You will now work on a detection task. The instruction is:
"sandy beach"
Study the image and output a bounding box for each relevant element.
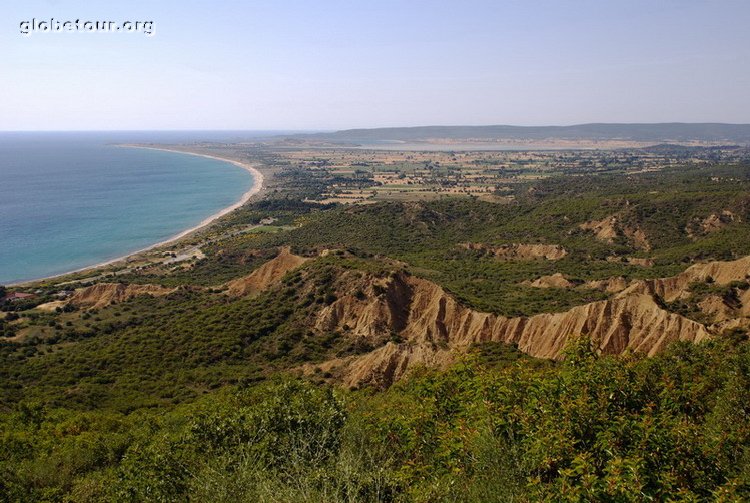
[11,147,264,286]
[118,145,264,244]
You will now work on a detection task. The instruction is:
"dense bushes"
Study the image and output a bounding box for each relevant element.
[2,336,750,502]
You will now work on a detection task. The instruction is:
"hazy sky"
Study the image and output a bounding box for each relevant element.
[2,0,749,130]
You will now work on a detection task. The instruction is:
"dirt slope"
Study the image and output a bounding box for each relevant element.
[523,273,575,288]
[687,210,739,238]
[620,256,750,302]
[69,283,174,309]
[460,242,567,260]
[226,247,310,297]
[580,215,651,251]
[585,276,628,293]
[310,264,719,388]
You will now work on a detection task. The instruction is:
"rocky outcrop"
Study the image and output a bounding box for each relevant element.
[687,210,739,238]
[301,254,750,388]
[344,342,454,389]
[692,288,750,324]
[312,269,712,388]
[698,295,736,323]
[498,293,709,359]
[740,289,750,317]
[226,247,309,297]
[624,228,651,252]
[460,242,567,261]
[69,283,174,309]
[702,211,739,232]
[607,256,655,267]
[621,256,750,302]
[585,276,629,293]
[523,273,575,289]
[315,274,411,340]
[35,301,67,312]
[580,216,619,243]
[580,215,651,251]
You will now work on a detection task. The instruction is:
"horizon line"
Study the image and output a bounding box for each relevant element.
[2,121,750,134]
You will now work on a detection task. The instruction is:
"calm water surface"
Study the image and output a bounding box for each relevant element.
[0,132,257,284]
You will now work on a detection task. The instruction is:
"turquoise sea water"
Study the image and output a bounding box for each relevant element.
[0,132,255,284]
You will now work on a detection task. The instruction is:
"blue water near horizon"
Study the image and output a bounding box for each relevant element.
[0,132,258,284]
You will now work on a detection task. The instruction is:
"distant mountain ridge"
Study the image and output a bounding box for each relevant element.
[292,123,750,144]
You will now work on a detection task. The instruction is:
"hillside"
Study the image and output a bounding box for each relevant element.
[289,123,750,145]
[3,148,750,501]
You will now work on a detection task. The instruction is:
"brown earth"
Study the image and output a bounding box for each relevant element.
[620,256,750,302]
[35,301,67,312]
[686,210,740,238]
[460,242,567,261]
[606,256,655,267]
[69,283,175,309]
[306,255,750,388]
[580,216,619,243]
[226,246,310,297]
[580,215,651,251]
[698,295,737,323]
[585,276,629,293]
[523,273,575,289]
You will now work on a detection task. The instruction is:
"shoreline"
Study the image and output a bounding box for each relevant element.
[9,147,263,287]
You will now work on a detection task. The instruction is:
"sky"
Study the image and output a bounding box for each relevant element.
[1,0,749,130]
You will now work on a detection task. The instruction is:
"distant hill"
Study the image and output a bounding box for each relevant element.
[292,123,750,144]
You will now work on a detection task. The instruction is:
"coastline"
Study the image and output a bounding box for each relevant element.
[9,147,264,287]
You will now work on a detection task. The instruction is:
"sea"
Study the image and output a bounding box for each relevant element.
[0,131,275,285]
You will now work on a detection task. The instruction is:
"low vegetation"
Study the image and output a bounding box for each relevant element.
[2,336,750,502]
[4,150,750,501]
